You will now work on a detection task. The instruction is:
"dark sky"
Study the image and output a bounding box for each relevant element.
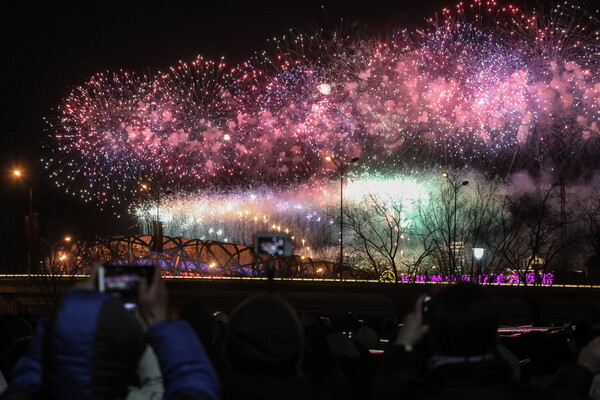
[2,0,451,162]
[0,0,521,269]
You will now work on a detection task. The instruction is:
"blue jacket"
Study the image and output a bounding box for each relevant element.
[2,291,220,400]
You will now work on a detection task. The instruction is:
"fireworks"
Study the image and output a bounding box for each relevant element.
[44,70,158,205]
[45,0,600,211]
[349,0,600,171]
[133,173,431,256]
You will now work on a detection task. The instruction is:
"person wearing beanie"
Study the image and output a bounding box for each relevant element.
[371,282,600,400]
[220,293,313,400]
[1,266,220,400]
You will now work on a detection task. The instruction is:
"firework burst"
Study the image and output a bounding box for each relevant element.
[46,0,600,209]
[45,70,159,205]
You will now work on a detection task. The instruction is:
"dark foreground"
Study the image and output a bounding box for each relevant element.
[0,275,598,325]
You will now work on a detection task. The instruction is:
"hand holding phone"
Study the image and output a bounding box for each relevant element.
[393,294,431,349]
[422,296,432,325]
[97,264,155,309]
[137,264,168,326]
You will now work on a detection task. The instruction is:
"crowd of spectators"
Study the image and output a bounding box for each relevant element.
[0,268,599,399]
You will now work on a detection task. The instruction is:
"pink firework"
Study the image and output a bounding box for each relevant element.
[45,0,600,205]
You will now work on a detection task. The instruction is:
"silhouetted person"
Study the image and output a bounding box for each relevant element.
[372,282,600,400]
[1,266,220,400]
[220,293,313,400]
[299,312,352,400]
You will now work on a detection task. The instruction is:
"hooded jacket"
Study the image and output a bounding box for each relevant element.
[1,290,220,400]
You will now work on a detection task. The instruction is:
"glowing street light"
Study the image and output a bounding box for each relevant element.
[473,247,486,277]
[473,247,485,261]
[140,183,172,222]
[327,155,360,276]
[13,169,32,215]
[140,183,173,253]
[12,168,35,275]
[442,171,469,275]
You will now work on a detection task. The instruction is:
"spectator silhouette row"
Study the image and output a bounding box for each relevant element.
[0,268,599,399]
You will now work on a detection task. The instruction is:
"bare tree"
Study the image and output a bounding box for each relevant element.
[460,179,508,278]
[571,189,600,282]
[345,194,414,282]
[35,234,96,309]
[489,185,575,322]
[343,193,435,314]
[414,178,471,277]
[413,176,507,280]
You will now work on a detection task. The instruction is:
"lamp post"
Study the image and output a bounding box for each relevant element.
[140,184,172,254]
[141,183,160,221]
[326,156,359,276]
[13,170,32,215]
[473,246,486,278]
[442,172,468,275]
[13,169,35,276]
[141,183,172,222]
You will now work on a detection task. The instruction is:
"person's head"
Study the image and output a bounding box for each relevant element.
[43,290,146,399]
[225,293,303,377]
[428,282,499,357]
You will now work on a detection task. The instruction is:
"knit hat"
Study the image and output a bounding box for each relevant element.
[225,294,303,376]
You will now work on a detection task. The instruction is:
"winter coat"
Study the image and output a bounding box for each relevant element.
[0,290,220,400]
[371,344,593,400]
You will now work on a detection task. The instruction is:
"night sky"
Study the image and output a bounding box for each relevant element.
[0,0,530,270]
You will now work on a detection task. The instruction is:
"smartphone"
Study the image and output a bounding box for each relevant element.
[97,264,155,309]
[254,232,294,256]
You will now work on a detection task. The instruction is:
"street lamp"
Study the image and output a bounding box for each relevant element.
[140,183,173,253]
[473,246,486,277]
[13,169,35,276]
[140,183,172,222]
[442,171,469,275]
[326,155,359,276]
[13,170,32,215]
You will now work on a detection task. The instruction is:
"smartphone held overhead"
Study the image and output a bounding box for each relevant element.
[97,264,155,308]
[254,232,294,257]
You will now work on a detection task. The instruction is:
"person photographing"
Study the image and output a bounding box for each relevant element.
[372,282,600,400]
